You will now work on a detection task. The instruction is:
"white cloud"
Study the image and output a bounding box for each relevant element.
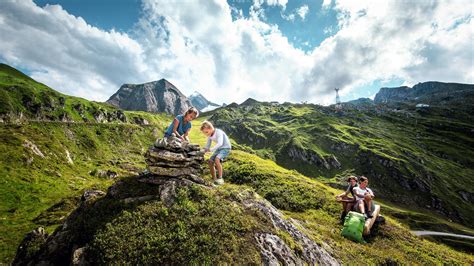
[136,0,311,104]
[298,0,474,105]
[281,5,309,21]
[296,5,309,20]
[322,0,332,10]
[253,0,288,9]
[0,0,472,106]
[0,0,145,101]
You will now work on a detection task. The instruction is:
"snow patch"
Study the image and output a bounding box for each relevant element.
[201,105,219,112]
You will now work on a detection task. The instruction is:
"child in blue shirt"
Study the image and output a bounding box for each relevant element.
[164,107,199,141]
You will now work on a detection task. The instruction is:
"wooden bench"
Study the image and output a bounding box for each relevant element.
[363,204,381,236]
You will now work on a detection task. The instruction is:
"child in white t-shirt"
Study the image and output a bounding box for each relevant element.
[200,121,232,186]
[352,176,375,219]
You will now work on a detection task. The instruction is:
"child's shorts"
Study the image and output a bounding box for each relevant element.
[210,148,231,162]
[353,199,375,213]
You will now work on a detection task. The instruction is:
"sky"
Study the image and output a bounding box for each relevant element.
[0,0,472,105]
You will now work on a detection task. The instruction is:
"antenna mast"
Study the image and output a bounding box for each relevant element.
[335,88,342,113]
[335,88,341,104]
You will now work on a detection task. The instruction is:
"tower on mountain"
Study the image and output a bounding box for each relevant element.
[335,88,342,113]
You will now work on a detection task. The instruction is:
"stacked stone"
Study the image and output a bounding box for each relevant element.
[145,134,204,179]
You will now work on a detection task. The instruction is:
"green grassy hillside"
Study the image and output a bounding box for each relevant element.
[11,121,474,264]
[0,63,162,124]
[207,100,474,228]
[1,64,472,263]
[0,121,174,263]
[0,64,176,262]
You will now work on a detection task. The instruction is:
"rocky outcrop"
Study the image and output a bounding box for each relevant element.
[287,145,341,170]
[237,191,339,265]
[13,227,48,265]
[89,169,118,179]
[374,82,474,105]
[92,109,127,123]
[107,79,193,115]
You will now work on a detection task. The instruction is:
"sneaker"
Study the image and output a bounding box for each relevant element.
[367,211,373,218]
[213,178,224,185]
[364,213,369,220]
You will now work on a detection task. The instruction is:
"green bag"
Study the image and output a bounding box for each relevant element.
[341,211,366,243]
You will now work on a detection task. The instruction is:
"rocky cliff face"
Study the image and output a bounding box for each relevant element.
[374,81,474,105]
[188,91,220,112]
[13,136,338,265]
[107,79,193,115]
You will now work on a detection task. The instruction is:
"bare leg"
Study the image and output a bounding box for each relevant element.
[365,199,372,212]
[341,196,354,213]
[358,201,365,214]
[342,202,347,213]
[346,203,354,213]
[214,158,223,178]
[208,160,216,179]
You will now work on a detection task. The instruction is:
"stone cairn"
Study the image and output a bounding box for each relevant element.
[143,134,206,183]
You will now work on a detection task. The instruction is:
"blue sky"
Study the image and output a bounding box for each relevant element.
[32,0,337,51]
[34,0,142,32]
[1,0,472,104]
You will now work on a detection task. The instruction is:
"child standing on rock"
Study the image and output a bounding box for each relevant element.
[200,121,231,185]
[164,107,199,141]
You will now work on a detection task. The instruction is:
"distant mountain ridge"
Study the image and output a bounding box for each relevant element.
[107,79,192,115]
[188,91,220,112]
[374,81,474,105]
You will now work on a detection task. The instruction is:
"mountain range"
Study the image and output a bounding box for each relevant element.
[0,63,473,264]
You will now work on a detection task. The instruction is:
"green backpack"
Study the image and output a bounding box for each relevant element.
[341,211,366,243]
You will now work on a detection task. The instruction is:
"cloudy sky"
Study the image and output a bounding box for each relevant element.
[0,0,472,105]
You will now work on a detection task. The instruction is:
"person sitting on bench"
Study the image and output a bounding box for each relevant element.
[336,175,358,223]
[352,176,375,219]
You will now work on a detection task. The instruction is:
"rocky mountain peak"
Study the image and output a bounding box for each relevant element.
[188,91,220,112]
[106,79,193,115]
[241,98,260,106]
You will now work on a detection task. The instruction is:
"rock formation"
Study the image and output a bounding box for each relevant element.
[143,134,206,186]
[106,79,193,115]
[374,81,474,105]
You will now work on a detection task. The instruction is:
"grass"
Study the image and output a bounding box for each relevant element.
[187,121,474,263]
[205,101,474,228]
[1,64,473,263]
[88,185,268,264]
[1,116,473,264]
[0,119,170,263]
